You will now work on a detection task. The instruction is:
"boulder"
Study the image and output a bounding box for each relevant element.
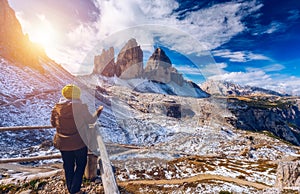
[275,161,300,188]
[149,100,181,118]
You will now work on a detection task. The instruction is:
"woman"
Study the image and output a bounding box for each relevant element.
[51,84,103,194]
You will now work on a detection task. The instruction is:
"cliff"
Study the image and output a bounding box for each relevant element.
[227,96,300,145]
[116,38,143,79]
[0,0,47,70]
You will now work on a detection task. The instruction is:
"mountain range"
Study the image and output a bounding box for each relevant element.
[1,0,300,193]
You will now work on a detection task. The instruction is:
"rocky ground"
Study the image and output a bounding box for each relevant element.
[1,132,300,194]
[1,77,300,193]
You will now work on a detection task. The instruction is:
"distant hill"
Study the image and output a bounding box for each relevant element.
[200,80,285,97]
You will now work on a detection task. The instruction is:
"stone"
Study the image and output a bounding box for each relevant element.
[19,190,33,194]
[145,48,172,70]
[275,161,300,188]
[149,100,181,118]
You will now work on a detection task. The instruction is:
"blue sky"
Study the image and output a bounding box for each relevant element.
[8,0,300,95]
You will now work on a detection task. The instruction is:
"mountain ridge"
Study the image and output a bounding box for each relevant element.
[201,79,286,97]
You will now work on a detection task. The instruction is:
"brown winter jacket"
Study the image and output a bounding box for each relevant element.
[51,99,98,151]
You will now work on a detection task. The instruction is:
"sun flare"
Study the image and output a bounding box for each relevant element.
[30,24,56,49]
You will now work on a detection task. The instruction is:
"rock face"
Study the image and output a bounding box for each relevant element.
[0,0,47,70]
[144,48,184,86]
[145,48,172,69]
[93,39,143,78]
[93,47,115,77]
[149,100,181,118]
[275,161,300,188]
[116,38,143,79]
[228,97,300,145]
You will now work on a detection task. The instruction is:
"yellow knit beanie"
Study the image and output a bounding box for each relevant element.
[61,84,81,99]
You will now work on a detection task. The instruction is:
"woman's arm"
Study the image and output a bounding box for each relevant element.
[80,104,104,124]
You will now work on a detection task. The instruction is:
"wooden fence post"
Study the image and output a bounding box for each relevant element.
[84,152,98,180]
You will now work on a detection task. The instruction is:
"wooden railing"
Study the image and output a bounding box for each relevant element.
[0,125,60,164]
[0,125,120,193]
[0,125,53,132]
[0,125,97,179]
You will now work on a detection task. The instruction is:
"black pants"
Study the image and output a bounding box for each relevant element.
[61,146,88,194]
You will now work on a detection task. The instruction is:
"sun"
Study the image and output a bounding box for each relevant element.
[31,28,53,48]
[30,23,56,49]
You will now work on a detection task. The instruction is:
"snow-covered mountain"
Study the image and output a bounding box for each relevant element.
[0,57,77,157]
[0,57,75,126]
[0,0,80,158]
[201,80,285,96]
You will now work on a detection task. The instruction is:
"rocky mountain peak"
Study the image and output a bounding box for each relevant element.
[119,38,138,52]
[92,40,209,98]
[145,47,172,71]
[144,47,183,85]
[93,38,143,78]
[0,0,24,43]
[116,38,143,79]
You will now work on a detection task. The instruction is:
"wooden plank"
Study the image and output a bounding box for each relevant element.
[95,125,120,194]
[0,154,61,164]
[0,169,63,185]
[0,125,53,132]
[0,153,97,164]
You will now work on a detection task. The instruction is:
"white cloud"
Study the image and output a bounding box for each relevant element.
[278,77,300,96]
[15,0,265,74]
[264,21,284,34]
[288,10,300,21]
[246,64,285,72]
[60,0,263,73]
[200,63,228,78]
[175,66,202,75]
[209,70,272,86]
[213,49,270,62]
[251,21,286,36]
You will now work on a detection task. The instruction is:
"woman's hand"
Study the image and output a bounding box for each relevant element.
[97,106,104,117]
